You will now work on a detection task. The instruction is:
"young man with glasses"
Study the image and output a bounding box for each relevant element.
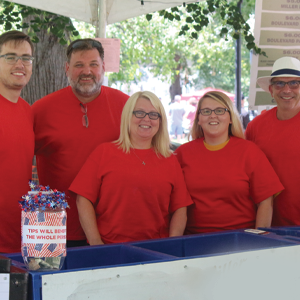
[32,39,129,247]
[246,56,300,226]
[0,31,34,253]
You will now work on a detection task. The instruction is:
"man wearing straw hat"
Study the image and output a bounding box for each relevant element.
[246,56,300,226]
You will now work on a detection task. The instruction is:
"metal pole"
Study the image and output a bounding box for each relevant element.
[235,0,242,114]
[96,0,107,38]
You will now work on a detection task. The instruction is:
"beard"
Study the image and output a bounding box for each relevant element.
[68,74,103,98]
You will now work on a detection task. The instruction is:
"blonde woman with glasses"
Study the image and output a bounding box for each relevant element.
[70,91,192,245]
[175,91,283,234]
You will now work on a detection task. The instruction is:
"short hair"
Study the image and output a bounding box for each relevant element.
[67,39,104,62]
[0,30,34,55]
[190,91,244,140]
[115,91,172,158]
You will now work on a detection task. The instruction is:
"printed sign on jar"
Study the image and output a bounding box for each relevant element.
[21,208,67,258]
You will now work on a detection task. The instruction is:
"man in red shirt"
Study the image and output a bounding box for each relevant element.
[0,31,35,253]
[246,56,300,226]
[32,39,129,247]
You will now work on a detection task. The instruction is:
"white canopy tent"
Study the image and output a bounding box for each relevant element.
[11,0,201,37]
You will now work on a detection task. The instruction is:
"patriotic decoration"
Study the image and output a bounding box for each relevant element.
[21,210,67,257]
[20,182,68,259]
[19,181,69,212]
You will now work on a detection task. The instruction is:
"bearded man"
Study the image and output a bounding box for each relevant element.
[32,39,129,247]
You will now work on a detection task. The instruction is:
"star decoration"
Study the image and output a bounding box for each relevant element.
[19,181,69,212]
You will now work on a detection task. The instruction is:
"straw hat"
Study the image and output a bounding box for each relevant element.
[257,56,300,92]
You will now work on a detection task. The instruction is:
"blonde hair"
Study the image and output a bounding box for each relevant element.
[190,91,244,140]
[115,91,172,157]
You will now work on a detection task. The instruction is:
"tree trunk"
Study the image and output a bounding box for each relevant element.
[169,73,182,101]
[21,16,70,105]
[169,54,182,101]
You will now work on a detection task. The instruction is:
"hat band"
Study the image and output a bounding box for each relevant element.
[271,68,300,76]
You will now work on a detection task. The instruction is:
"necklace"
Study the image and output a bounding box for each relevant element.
[131,149,146,165]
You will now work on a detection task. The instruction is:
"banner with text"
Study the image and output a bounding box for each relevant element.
[249,0,300,109]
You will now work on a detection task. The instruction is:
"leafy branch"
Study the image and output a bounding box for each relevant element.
[0,1,79,45]
[146,0,266,56]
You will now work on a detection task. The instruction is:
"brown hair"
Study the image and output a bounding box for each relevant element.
[67,39,104,62]
[0,30,34,55]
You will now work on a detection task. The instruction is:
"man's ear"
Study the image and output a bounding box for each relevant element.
[65,62,69,75]
[269,84,273,97]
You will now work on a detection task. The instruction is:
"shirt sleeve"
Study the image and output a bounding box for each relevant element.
[248,144,284,203]
[169,156,193,213]
[69,145,104,204]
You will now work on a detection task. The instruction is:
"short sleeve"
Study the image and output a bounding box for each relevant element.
[69,145,104,204]
[169,156,193,213]
[248,145,284,203]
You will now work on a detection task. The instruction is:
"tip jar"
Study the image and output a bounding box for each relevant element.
[20,184,69,272]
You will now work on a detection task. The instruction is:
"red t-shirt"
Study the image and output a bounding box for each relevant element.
[175,137,284,233]
[32,86,129,240]
[246,107,300,226]
[0,95,34,253]
[69,143,193,244]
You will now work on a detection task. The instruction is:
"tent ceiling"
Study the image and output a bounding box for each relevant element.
[11,0,201,25]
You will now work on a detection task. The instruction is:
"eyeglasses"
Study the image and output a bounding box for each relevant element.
[199,108,230,116]
[133,111,161,120]
[71,40,102,50]
[271,80,300,90]
[80,103,89,128]
[0,54,34,65]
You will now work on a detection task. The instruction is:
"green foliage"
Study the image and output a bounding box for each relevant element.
[0,0,254,96]
[190,25,251,96]
[0,1,79,44]
[106,15,195,87]
[106,13,251,96]
[149,0,266,57]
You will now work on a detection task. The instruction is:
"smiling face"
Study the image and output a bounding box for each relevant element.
[130,97,160,149]
[0,40,32,93]
[269,77,300,119]
[66,48,105,102]
[198,97,232,145]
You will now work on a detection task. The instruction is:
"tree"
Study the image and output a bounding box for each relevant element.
[0,1,79,104]
[106,15,196,99]
[147,0,263,55]
[106,10,252,99]
[0,0,256,102]
[21,14,70,105]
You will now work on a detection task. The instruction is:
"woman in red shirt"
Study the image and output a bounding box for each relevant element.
[176,91,283,234]
[70,91,192,244]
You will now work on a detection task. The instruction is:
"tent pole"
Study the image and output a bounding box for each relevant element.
[96,0,107,38]
[235,0,242,114]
